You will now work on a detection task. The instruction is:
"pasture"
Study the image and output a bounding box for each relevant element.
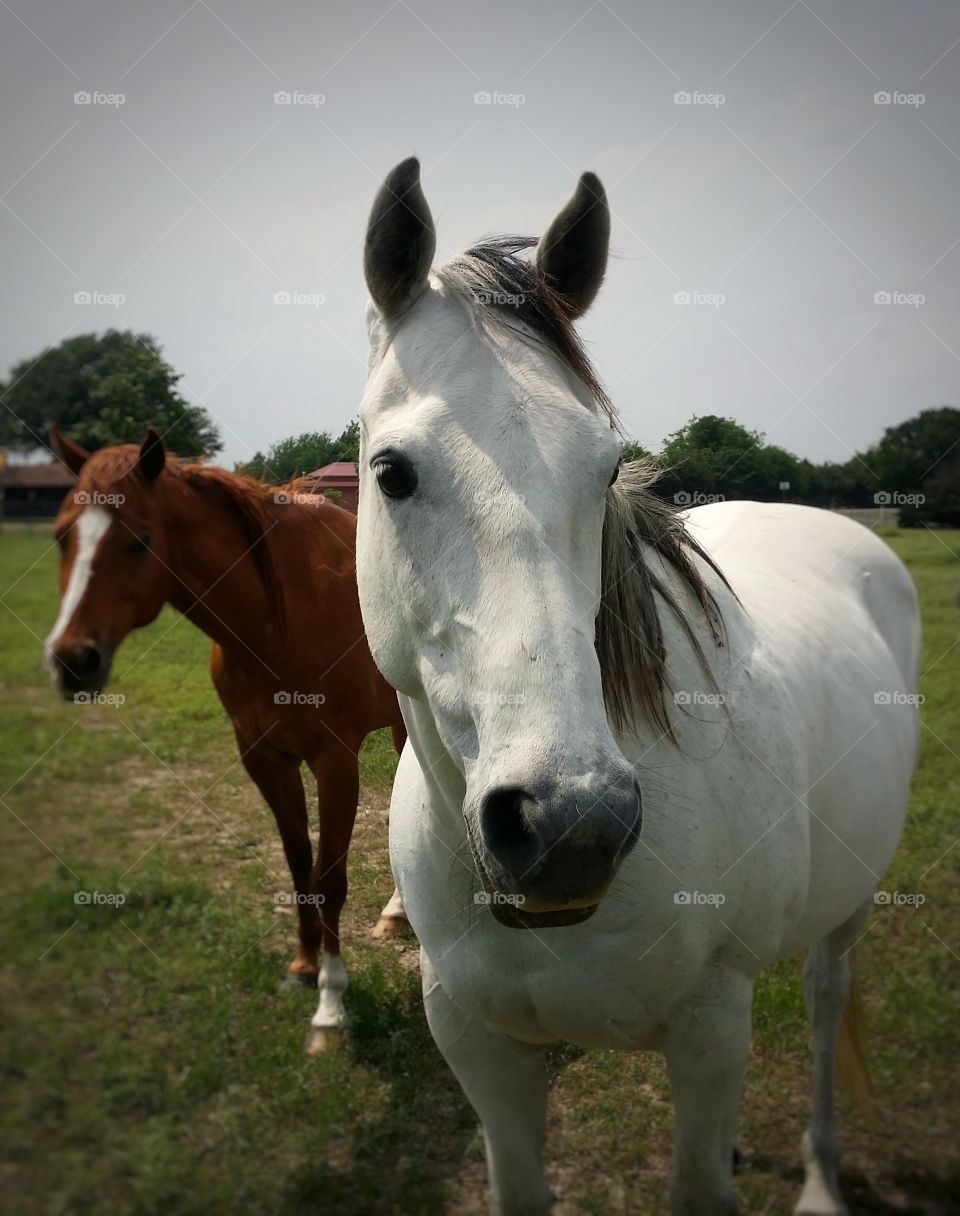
[1,521,957,1215]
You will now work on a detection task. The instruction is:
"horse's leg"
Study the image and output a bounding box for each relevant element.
[795,903,870,1216]
[305,743,360,1054]
[665,967,753,1216]
[372,720,412,940]
[422,952,552,1216]
[371,885,409,940]
[239,745,321,985]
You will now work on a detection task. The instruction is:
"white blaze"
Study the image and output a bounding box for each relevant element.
[44,506,112,676]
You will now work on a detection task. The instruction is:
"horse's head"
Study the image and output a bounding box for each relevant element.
[45,428,171,697]
[357,159,641,928]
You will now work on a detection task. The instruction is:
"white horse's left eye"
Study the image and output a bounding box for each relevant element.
[372,452,417,499]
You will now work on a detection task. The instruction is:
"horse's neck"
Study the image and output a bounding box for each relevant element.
[162,473,278,660]
[400,693,469,834]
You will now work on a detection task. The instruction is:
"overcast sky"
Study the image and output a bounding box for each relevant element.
[2,0,958,467]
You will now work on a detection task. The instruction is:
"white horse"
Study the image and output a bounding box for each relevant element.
[355,158,921,1216]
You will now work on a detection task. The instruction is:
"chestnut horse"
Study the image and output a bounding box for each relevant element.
[45,426,407,1051]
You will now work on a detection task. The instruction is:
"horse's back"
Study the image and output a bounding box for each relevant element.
[685,500,920,689]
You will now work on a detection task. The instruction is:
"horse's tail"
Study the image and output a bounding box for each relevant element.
[837,948,875,1119]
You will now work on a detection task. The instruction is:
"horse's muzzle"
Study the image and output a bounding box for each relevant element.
[51,643,112,697]
[469,767,642,928]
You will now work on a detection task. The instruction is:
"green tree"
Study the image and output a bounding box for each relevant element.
[0,330,221,457]
[656,415,801,503]
[241,421,360,484]
[620,440,652,464]
[863,406,960,495]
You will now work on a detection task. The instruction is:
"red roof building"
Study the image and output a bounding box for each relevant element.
[303,461,359,513]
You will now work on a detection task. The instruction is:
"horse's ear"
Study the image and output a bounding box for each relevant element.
[364,156,436,318]
[138,429,166,480]
[536,172,610,319]
[48,423,90,475]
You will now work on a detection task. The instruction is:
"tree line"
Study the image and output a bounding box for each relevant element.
[2,330,956,525]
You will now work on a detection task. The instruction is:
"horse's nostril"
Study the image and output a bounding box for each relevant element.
[479,786,540,878]
[56,645,103,690]
[73,646,101,678]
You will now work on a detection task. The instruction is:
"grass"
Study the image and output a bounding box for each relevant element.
[0,521,957,1214]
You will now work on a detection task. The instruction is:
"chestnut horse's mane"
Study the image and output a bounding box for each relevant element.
[177,463,290,634]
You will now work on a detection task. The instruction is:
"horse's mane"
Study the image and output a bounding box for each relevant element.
[176,464,290,635]
[436,236,731,737]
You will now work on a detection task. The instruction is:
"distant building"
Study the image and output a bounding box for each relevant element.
[0,463,75,518]
[303,461,359,513]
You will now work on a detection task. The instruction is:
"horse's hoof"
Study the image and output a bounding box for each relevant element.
[371,915,410,942]
[281,970,318,991]
[305,1025,343,1056]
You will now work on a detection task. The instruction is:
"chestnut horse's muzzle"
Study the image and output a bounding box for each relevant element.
[51,642,112,697]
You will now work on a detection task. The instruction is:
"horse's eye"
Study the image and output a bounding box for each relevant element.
[372,453,417,500]
[131,533,151,554]
[608,461,621,487]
